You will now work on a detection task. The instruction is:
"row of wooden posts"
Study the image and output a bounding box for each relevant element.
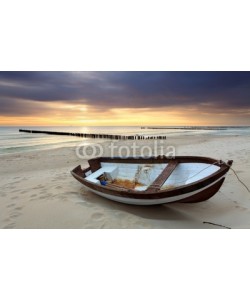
[19,129,168,140]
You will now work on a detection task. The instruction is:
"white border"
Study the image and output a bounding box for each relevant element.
[1,0,249,299]
[0,0,249,71]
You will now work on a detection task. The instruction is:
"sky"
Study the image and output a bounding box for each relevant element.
[0,71,249,126]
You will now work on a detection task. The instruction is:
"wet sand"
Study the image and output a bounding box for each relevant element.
[0,135,250,229]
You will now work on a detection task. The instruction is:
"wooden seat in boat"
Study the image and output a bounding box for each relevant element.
[146,160,178,192]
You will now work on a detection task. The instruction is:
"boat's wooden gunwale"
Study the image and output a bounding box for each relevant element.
[71,156,231,200]
[88,155,222,166]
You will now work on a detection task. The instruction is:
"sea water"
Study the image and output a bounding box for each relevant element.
[0,126,249,155]
[0,126,143,155]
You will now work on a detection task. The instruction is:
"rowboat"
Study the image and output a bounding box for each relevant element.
[71,156,233,205]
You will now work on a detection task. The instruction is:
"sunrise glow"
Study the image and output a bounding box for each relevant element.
[0,71,250,126]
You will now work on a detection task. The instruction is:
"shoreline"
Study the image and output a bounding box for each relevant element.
[0,134,250,228]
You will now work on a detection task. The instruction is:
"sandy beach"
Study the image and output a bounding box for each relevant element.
[0,134,250,229]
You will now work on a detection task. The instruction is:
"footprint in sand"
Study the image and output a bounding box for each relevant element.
[20,191,28,194]
[7,203,16,208]
[11,196,18,200]
[11,181,22,185]
[30,194,37,198]
[235,206,247,211]
[3,218,11,223]
[3,223,16,229]
[14,207,23,211]
[34,185,45,189]
[61,198,68,202]
[91,212,104,221]
[10,212,21,218]
[240,207,247,211]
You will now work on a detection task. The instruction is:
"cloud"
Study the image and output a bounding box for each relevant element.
[0,71,250,118]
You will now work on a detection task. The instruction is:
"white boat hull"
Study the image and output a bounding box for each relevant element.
[85,175,226,205]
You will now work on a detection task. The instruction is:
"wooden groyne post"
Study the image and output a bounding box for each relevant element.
[19,129,167,140]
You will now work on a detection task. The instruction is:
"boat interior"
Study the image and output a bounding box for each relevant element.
[84,162,221,192]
